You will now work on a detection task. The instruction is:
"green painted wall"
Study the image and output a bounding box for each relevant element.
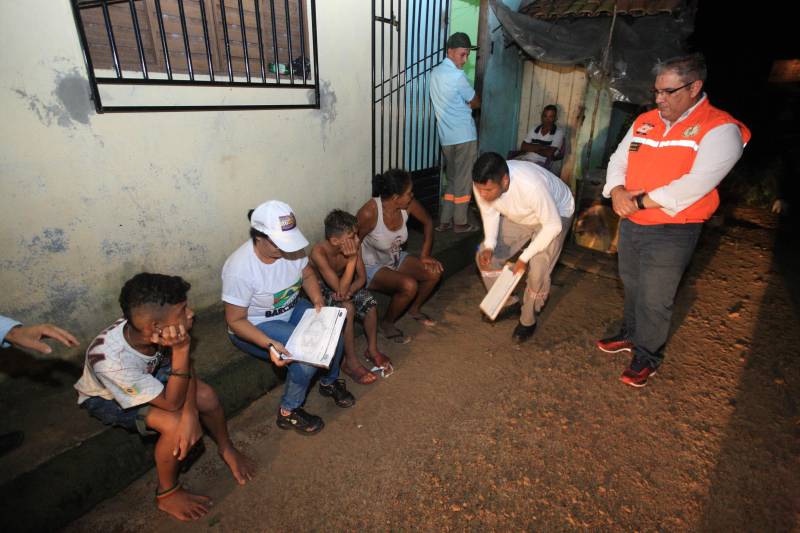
[449,0,480,83]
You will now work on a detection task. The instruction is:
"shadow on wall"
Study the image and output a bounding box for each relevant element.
[700,216,800,531]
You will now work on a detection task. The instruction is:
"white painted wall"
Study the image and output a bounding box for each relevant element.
[0,0,372,361]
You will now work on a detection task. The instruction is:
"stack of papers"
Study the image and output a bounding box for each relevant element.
[281,307,347,368]
[480,265,523,320]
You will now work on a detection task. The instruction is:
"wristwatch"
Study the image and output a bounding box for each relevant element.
[635,193,646,210]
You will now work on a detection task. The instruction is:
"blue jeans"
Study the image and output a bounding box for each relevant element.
[81,362,171,436]
[228,298,343,411]
[618,219,702,368]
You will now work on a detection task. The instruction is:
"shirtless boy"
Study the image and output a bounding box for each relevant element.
[311,210,393,384]
[74,273,255,521]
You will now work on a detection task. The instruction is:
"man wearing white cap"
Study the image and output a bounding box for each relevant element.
[430,31,481,234]
[222,201,354,435]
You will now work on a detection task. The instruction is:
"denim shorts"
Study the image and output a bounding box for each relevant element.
[81,363,171,436]
[365,251,408,286]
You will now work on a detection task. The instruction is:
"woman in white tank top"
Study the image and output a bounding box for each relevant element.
[357,169,444,344]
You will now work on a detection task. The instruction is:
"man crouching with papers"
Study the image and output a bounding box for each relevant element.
[473,152,575,343]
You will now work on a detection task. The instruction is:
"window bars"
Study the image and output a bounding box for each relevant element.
[70,0,319,112]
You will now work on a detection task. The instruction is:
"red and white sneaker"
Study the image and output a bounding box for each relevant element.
[620,365,657,388]
[596,333,634,354]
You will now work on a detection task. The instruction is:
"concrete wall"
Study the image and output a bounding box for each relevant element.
[0,0,372,361]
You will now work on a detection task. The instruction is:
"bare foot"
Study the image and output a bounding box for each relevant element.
[157,487,211,521]
[219,445,256,485]
[379,322,411,344]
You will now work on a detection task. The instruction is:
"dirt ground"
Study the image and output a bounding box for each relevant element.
[67,208,799,532]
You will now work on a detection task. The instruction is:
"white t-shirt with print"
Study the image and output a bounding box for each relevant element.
[221,240,308,326]
[74,319,168,408]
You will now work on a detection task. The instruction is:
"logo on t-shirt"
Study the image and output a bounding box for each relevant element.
[273,278,301,308]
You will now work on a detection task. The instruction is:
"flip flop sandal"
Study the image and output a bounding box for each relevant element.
[409,312,437,327]
[381,328,411,344]
[369,362,395,378]
[365,350,395,378]
[453,223,479,233]
[342,364,378,385]
[434,223,453,232]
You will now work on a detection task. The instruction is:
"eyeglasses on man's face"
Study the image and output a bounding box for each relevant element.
[650,80,696,98]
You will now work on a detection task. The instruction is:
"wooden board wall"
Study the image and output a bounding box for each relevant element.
[517,61,588,187]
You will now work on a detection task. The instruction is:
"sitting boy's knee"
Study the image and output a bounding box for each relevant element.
[400,276,418,295]
[196,380,220,411]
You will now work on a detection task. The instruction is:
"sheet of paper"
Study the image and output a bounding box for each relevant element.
[283,307,347,368]
[480,265,523,320]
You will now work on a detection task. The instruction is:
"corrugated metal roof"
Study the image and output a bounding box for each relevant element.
[519,0,685,19]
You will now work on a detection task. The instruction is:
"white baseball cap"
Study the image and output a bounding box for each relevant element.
[250,200,309,252]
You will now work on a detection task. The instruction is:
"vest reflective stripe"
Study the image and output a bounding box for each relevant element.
[631,137,700,151]
[627,99,751,225]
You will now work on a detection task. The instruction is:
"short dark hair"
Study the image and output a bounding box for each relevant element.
[247,208,269,244]
[472,152,509,184]
[653,53,707,82]
[543,104,558,115]
[119,273,191,321]
[324,209,358,239]
[372,168,412,198]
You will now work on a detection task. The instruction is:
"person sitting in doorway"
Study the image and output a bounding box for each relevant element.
[517,104,565,170]
[357,169,444,345]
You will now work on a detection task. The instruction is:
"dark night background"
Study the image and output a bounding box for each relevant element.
[691,1,800,217]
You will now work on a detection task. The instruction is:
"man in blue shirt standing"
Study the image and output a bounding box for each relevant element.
[430,32,480,233]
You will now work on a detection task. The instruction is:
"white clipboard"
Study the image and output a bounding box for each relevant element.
[280,307,347,368]
[479,265,523,321]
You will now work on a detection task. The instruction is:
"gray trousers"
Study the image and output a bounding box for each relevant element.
[618,219,702,368]
[477,216,572,326]
[440,140,478,225]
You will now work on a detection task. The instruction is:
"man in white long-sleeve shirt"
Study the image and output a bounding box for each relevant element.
[597,53,750,387]
[473,152,574,343]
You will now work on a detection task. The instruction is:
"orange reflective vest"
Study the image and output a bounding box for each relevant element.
[626,98,751,225]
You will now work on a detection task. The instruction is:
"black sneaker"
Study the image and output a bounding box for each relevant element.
[276,408,324,435]
[512,322,537,343]
[319,379,356,408]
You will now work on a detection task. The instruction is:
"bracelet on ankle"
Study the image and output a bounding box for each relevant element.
[155,482,181,499]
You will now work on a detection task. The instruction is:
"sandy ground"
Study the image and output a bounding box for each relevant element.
[67,209,800,532]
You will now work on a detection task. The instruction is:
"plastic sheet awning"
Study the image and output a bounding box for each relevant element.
[491,0,694,104]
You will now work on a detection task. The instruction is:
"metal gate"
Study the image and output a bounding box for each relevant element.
[372,0,450,216]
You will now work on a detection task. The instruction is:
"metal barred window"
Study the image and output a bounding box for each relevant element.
[70,0,319,112]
